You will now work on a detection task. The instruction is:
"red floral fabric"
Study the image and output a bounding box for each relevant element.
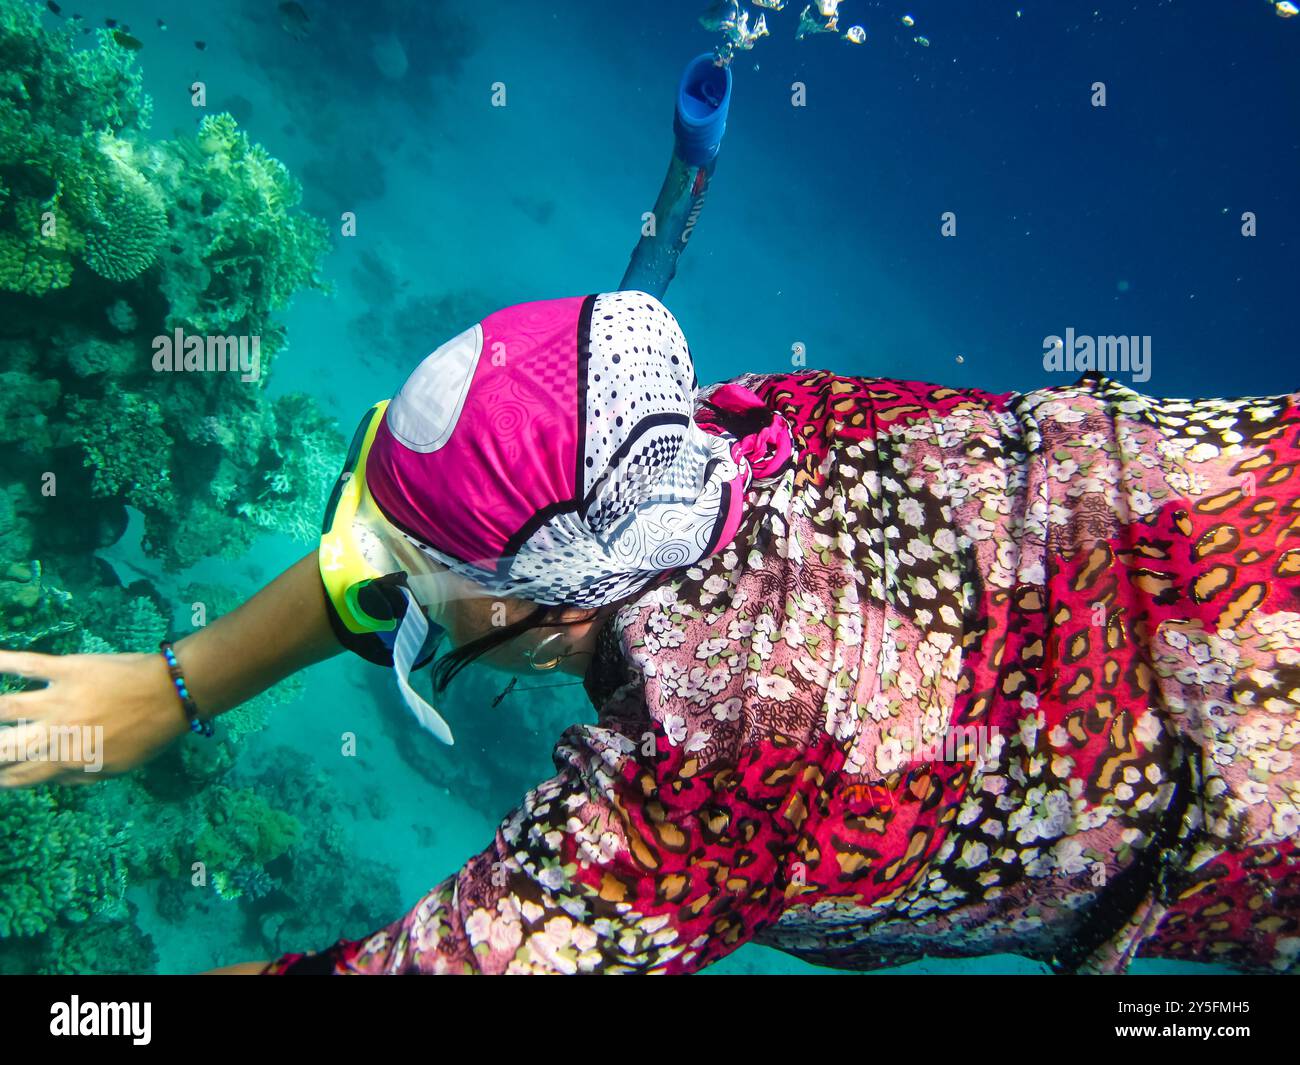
[264,371,1300,975]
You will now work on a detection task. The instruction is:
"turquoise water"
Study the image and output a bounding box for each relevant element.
[1,0,1294,974]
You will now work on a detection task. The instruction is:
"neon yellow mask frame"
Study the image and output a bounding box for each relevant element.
[319,400,399,635]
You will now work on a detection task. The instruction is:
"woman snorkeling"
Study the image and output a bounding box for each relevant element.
[2,289,1297,974]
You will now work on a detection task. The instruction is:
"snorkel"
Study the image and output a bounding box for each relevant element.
[620,53,734,298]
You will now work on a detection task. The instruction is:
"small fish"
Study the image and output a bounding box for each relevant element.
[105,16,116,27]
[1277,1,1298,17]
[195,40,206,50]
[491,677,517,709]
[46,1,61,15]
[901,14,915,27]
[278,0,311,38]
[752,0,784,8]
[111,29,143,50]
[914,34,930,47]
[814,0,838,16]
[156,18,166,30]
[844,24,866,44]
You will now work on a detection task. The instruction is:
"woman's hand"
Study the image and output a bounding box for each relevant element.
[0,552,346,790]
[0,649,187,789]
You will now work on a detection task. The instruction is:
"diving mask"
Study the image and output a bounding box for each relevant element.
[319,401,456,745]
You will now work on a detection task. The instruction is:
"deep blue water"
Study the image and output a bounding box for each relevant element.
[5,0,1296,975]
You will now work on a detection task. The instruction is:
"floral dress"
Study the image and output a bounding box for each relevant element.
[263,370,1300,975]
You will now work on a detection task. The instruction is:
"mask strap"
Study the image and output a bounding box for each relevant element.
[391,586,455,745]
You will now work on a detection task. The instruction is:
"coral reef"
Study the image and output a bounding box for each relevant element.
[12,909,159,975]
[194,785,302,901]
[142,112,331,344]
[0,785,130,940]
[0,0,343,573]
[63,386,177,513]
[0,559,385,972]
[244,750,403,955]
[233,393,342,543]
[0,560,75,650]
[0,1,378,975]
[0,4,154,295]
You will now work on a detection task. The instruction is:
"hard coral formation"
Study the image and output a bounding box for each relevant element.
[0,0,356,974]
[0,196,81,295]
[236,393,342,542]
[0,0,341,572]
[0,4,157,294]
[249,752,404,954]
[0,565,365,972]
[144,112,331,341]
[81,133,166,282]
[0,786,130,939]
[63,386,176,513]
[195,786,302,901]
[0,560,75,649]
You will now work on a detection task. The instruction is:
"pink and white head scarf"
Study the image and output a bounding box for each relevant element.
[364,290,794,608]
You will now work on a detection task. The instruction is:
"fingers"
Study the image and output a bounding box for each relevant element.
[0,722,50,789]
[0,720,107,789]
[0,649,68,684]
[0,688,46,726]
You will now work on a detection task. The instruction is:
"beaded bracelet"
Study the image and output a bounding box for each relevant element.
[159,641,213,737]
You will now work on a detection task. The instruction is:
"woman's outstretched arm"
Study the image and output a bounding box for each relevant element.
[0,551,342,789]
[167,551,343,718]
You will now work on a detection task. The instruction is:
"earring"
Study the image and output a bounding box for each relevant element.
[526,633,566,672]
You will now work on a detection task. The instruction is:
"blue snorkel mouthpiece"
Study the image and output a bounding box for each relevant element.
[620,53,735,299]
[672,55,733,167]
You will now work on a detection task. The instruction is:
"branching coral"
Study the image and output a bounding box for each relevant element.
[0,786,129,939]
[2,0,339,570]
[62,385,176,513]
[236,393,343,542]
[0,197,82,295]
[142,112,331,345]
[0,0,367,974]
[0,4,158,294]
